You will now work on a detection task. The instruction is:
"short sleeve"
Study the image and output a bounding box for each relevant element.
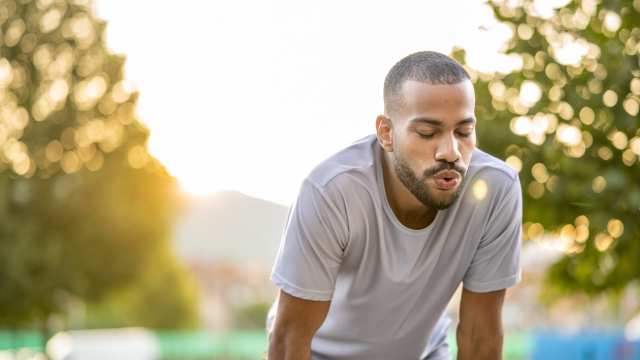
[270,179,348,301]
[463,176,523,293]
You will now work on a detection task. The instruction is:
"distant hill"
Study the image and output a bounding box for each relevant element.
[172,191,290,269]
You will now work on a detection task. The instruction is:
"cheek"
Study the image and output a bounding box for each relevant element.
[459,136,476,164]
[405,140,436,164]
[405,144,439,178]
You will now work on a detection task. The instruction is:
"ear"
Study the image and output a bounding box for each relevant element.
[376,115,394,152]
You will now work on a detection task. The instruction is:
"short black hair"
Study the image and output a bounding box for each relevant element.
[383,51,470,115]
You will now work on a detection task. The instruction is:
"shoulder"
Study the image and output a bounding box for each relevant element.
[457,149,522,240]
[465,148,520,195]
[295,135,379,225]
[459,148,521,211]
[467,148,519,184]
[306,134,377,192]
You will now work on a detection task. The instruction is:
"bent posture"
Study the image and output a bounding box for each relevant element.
[268,51,522,360]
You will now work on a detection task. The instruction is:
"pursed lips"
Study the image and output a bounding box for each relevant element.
[433,170,461,181]
[432,170,462,190]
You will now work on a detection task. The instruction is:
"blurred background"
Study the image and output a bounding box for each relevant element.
[0,0,638,359]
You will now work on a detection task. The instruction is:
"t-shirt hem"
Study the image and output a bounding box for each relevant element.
[463,271,521,293]
[271,272,333,301]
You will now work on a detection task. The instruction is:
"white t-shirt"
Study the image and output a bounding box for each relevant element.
[270,134,522,359]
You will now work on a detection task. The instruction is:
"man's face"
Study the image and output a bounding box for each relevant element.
[389,79,477,209]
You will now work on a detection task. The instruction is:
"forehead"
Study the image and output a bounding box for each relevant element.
[399,79,475,117]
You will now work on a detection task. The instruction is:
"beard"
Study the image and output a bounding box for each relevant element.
[393,154,466,210]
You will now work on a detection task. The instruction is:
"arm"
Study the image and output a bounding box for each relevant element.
[268,180,347,358]
[267,290,331,360]
[456,287,506,360]
[458,176,522,358]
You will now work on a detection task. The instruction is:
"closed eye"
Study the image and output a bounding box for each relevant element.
[417,132,435,139]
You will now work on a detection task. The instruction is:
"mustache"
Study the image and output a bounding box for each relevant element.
[422,162,466,178]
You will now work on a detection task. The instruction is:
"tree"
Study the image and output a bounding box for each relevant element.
[84,243,200,330]
[454,0,640,300]
[0,0,197,334]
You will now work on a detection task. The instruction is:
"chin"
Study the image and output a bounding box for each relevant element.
[429,187,462,209]
[435,197,456,209]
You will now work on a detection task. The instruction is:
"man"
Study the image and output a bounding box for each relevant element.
[266,51,522,360]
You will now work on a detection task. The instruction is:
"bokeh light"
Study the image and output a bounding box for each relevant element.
[594,233,614,252]
[505,155,523,172]
[519,80,542,107]
[472,179,488,200]
[591,176,607,193]
[607,218,624,238]
[602,89,618,107]
[556,123,582,146]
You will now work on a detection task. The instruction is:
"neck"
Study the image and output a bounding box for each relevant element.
[381,150,437,230]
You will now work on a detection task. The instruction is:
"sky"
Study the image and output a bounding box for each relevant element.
[94,0,518,205]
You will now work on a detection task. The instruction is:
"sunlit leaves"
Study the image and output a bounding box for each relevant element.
[0,0,187,330]
[0,1,146,177]
[592,176,606,193]
[602,89,618,108]
[467,0,640,297]
[622,97,639,116]
[0,59,13,86]
[506,155,523,171]
[73,75,107,110]
[556,123,581,146]
[5,18,26,47]
[519,80,543,106]
[39,8,63,33]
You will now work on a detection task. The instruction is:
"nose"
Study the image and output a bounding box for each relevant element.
[435,132,461,164]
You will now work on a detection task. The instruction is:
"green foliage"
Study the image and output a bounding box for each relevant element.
[85,244,200,330]
[232,301,271,330]
[0,0,197,329]
[457,0,640,299]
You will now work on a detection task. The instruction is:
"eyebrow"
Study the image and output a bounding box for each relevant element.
[409,117,476,126]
